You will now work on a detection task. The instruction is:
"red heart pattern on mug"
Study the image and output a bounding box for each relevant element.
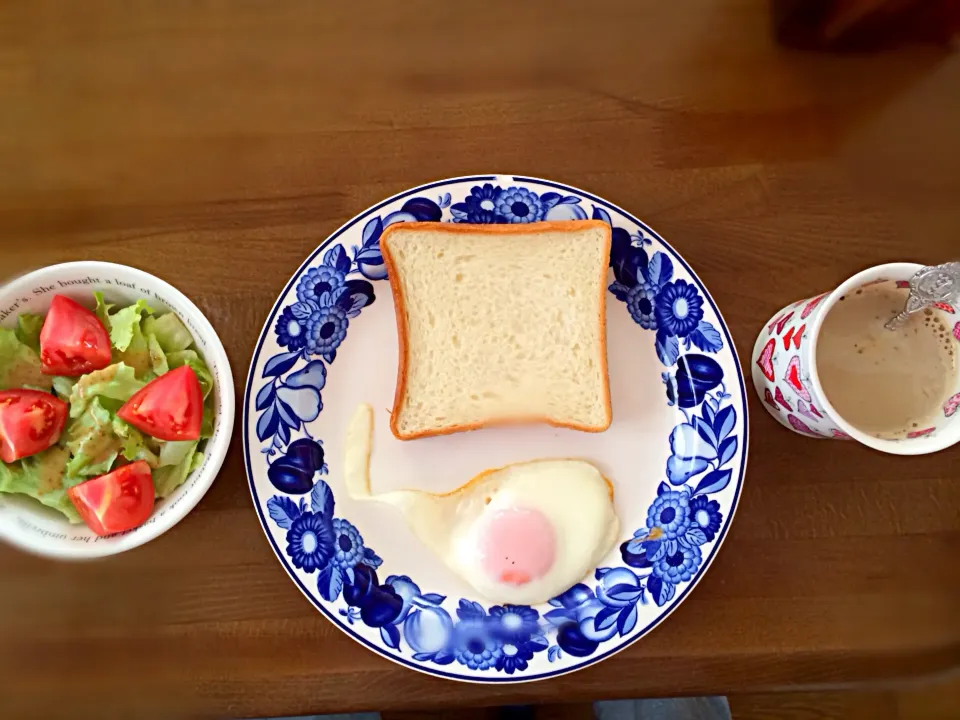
[763,387,779,411]
[797,400,817,422]
[756,338,775,381]
[801,293,827,320]
[787,414,818,435]
[774,386,793,411]
[782,327,794,350]
[776,311,794,335]
[767,313,784,335]
[784,355,812,403]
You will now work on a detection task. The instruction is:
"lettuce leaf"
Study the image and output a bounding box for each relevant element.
[158,439,195,468]
[0,446,81,522]
[147,333,168,376]
[93,291,114,329]
[143,314,193,353]
[106,299,153,353]
[200,401,214,439]
[153,440,201,498]
[68,363,143,418]
[65,448,118,480]
[52,376,76,400]
[111,301,154,377]
[37,488,81,522]
[112,416,159,468]
[0,328,51,391]
[15,313,44,352]
[63,397,121,481]
[116,326,151,378]
[92,294,154,376]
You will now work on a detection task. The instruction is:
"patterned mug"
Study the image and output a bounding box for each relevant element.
[751,262,960,455]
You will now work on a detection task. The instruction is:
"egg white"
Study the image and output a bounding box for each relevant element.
[447,459,619,605]
[345,404,620,605]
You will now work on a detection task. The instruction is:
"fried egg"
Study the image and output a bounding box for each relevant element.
[344,404,620,605]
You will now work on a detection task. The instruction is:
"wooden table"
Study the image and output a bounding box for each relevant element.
[2,2,958,718]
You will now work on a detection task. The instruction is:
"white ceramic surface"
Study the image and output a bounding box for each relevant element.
[0,261,235,559]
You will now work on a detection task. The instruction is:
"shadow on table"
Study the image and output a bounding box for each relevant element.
[261,695,731,720]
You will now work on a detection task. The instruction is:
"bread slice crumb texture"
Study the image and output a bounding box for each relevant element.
[382,221,612,439]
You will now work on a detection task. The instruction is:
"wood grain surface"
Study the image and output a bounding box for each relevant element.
[1,1,959,718]
[385,676,960,720]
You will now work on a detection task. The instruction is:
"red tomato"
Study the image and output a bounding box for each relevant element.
[39,295,112,376]
[117,365,203,441]
[0,389,68,463]
[67,460,155,536]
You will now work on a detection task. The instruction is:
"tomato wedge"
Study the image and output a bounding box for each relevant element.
[117,365,203,441]
[39,295,112,376]
[0,389,68,463]
[67,460,155,536]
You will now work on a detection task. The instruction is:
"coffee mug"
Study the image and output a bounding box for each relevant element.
[752,262,960,455]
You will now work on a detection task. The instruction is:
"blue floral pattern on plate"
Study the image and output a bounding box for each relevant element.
[243,176,747,682]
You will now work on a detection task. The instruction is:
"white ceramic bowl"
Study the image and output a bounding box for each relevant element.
[0,261,234,559]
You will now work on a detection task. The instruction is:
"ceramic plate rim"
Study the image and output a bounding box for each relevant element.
[242,174,749,683]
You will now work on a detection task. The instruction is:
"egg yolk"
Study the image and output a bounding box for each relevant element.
[479,507,556,586]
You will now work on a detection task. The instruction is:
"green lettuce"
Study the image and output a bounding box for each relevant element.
[93,293,154,376]
[113,417,159,468]
[143,314,193,353]
[52,375,76,400]
[0,446,81,522]
[110,300,154,377]
[65,448,118,480]
[68,362,143,418]
[153,440,202,498]
[158,439,195,468]
[147,333,168,376]
[116,328,150,378]
[1,295,215,516]
[93,291,114,329]
[108,299,153,352]
[63,397,121,481]
[33,488,81,522]
[15,313,44,352]
[200,402,215,439]
[0,328,51,391]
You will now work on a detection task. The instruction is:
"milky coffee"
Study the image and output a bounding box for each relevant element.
[816,283,956,438]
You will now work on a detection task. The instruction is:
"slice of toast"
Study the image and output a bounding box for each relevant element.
[380,220,612,440]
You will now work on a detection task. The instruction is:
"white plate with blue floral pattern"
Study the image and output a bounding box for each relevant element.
[243,175,748,682]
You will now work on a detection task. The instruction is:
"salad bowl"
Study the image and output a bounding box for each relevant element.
[0,261,234,559]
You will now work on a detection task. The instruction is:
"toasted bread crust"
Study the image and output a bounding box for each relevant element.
[380,219,613,441]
